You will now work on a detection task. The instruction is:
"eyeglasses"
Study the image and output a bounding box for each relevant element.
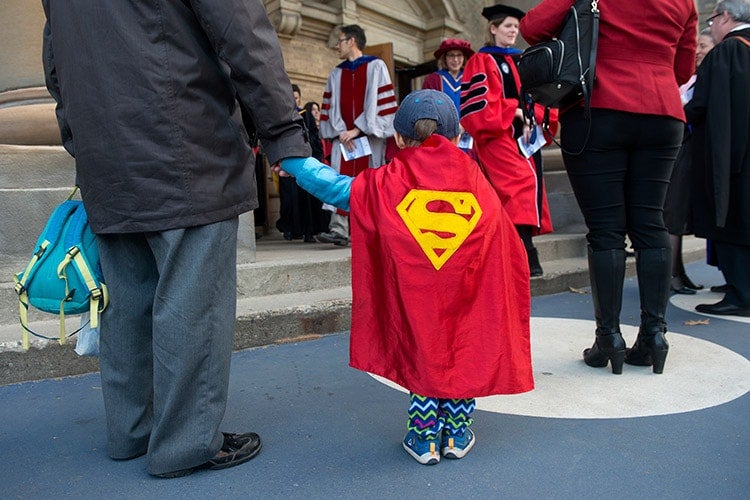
[445,53,464,59]
[705,12,722,26]
[336,37,351,46]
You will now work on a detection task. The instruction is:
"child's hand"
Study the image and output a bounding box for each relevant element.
[271,163,292,177]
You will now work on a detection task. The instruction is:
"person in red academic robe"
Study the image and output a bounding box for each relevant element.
[461,4,557,277]
[279,90,533,465]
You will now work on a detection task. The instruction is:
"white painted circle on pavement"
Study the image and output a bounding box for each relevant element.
[370,317,750,419]
[670,290,750,324]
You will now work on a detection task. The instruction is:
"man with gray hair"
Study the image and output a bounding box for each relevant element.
[687,0,750,316]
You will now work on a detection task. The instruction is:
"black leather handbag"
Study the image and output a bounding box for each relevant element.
[517,0,600,108]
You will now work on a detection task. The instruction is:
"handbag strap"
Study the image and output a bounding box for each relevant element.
[583,0,600,116]
[563,0,600,156]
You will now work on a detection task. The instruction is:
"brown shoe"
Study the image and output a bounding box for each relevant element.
[154,432,262,478]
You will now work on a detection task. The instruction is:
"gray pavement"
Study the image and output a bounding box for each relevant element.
[0,260,748,499]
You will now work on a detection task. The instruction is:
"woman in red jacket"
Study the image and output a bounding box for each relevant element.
[520,0,697,375]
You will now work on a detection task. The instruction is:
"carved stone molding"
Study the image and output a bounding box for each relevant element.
[0,87,60,145]
[266,0,304,37]
[0,87,53,108]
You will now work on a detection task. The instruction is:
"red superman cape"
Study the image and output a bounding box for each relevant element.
[349,134,534,398]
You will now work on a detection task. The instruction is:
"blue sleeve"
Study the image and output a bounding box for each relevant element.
[280,157,353,212]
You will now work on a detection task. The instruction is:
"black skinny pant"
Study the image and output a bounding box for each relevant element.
[560,108,683,252]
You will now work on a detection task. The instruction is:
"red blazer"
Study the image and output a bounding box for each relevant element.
[520,0,697,122]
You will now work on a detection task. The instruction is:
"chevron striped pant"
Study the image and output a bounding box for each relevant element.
[407,392,475,437]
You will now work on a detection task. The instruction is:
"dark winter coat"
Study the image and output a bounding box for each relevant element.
[42,0,310,233]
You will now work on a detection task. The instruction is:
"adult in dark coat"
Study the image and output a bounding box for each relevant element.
[664,29,715,295]
[686,0,750,317]
[42,0,311,478]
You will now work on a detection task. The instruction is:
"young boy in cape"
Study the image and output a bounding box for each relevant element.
[280,89,533,465]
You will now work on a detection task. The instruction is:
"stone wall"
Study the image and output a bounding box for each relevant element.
[0,1,706,233]
[0,0,709,143]
[0,1,46,93]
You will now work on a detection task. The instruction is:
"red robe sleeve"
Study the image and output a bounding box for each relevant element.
[422,72,442,91]
[460,53,518,143]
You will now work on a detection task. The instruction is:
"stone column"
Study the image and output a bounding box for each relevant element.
[0,1,257,260]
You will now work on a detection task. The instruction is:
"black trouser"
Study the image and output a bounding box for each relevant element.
[560,108,683,252]
[562,108,682,339]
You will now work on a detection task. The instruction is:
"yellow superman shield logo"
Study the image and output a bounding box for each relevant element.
[396,189,483,270]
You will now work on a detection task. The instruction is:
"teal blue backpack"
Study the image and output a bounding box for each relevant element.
[13,189,108,350]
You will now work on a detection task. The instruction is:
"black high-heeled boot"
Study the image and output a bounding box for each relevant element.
[583,248,627,374]
[625,248,671,374]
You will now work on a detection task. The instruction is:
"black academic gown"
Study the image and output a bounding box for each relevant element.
[685,28,750,245]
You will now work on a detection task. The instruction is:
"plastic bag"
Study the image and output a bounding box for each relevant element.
[74,311,100,356]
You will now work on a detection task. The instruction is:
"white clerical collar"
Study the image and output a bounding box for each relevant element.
[729,23,750,33]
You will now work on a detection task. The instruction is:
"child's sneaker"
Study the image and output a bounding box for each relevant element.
[441,428,475,459]
[402,430,440,465]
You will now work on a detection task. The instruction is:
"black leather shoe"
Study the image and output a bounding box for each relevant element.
[154,432,262,478]
[670,276,696,294]
[695,299,750,317]
[671,284,696,295]
[710,283,731,293]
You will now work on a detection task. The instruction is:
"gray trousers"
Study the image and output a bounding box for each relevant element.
[97,218,238,475]
[329,212,349,238]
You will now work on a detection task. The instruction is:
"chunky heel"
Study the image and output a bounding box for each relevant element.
[609,350,625,375]
[650,347,669,374]
[583,331,626,374]
[631,248,671,374]
[625,329,670,374]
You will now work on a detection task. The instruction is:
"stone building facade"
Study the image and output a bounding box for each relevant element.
[0,0,712,145]
[0,0,710,240]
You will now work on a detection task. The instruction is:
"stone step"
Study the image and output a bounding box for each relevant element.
[0,141,707,384]
[0,231,586,326]
[0,145,580,258]
[541,145,564,171]
[0,233,708,384]
[0,145,76,256]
